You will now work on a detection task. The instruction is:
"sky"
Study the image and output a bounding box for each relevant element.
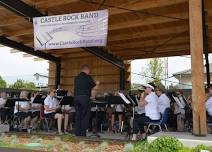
[0,46,211,86]
[0,46,48,76]
[0,46,48,85]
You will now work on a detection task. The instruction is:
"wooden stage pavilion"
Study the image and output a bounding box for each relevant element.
[0,0,211,136]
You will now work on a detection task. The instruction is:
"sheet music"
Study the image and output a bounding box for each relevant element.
[127,95,136,105]
[118,92,131,104]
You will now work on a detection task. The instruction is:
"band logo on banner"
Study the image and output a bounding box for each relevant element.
[33,10,108,50]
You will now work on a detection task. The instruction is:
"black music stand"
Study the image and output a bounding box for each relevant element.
[1,99,16,125]
[59,96,74,106]
[127,95,138,120]
[56,90,68,97]
[89,99,107,138]
[33,95,44,104]
[14,99,30,131]
[105,96,126,106]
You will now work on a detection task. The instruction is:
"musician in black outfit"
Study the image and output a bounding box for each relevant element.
[74,64,99,136]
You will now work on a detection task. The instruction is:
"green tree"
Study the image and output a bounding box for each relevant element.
[131,83,143,91]
[9,79,37,90]
[143,58,164,87]
[24,82,37,90]
[9,79,25,89]
[0,76,7,88]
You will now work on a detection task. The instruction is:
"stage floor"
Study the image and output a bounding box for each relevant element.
[147,131,212,147]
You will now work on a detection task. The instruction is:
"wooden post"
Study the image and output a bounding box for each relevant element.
[189,0,207,136]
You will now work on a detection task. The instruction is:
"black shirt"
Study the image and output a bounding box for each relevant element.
[74,72,96,97]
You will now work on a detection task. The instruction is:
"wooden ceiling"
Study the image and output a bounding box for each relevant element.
[0,0,212,61]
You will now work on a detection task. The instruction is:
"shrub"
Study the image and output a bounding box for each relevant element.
[148,136,183,152]
[179,147,192,152]
[134,141,148,152]
[124,141,148,152]
[191,144,211,152]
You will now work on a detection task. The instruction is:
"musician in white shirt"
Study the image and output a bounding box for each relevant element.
[0,92,7,123]
[14,91,31,129]
[111,91,125,132]
[0,92,7,108]
[173,91,186,115]
[135,106,145,117]
[44,90,64,134]
[206,88,212,122]
[172,90,186,130]
[132,83,160,141]
[134,92,145,118]
[29,92,41,131]
[155,88,170,114]
[111,104,125,132]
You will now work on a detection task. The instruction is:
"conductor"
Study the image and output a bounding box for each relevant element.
[74,64,99,136]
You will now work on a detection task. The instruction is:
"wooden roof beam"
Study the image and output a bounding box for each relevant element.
[33,57,46,61]
[0,17,27,27]
[113,45,190,56]
[121,50,190,60]
[6,28,33,38]
[109,12,188,31]
[23,53,33,57]
[0,0,43,19]
[110,39,190,52]
[34,0,79,10]
[109,30,189,45]
[82,0,188,16]
[9,48,19,53]
[108,22,188,42]
[83,47,124,69]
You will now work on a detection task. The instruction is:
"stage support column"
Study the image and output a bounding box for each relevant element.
[55,62,61,89]
[120,68,125,90]
[202,0,210,88]
[189,0,207,136]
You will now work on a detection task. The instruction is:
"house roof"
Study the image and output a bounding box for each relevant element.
[173,63,212,76]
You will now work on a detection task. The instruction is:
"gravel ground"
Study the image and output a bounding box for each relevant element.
[2,134,125,152]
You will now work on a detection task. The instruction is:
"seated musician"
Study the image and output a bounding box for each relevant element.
[57,88,74,133]
[0,92,7,123]
[172,90,186,131]
[14,91,31,129]
[111,104,125,132]
[67,90,76,131]
[132,83,160,141]
[205,88,212,122]
[28,92,41,132]
[111,91,125,132]
[155,87,170,114]
[135,92,145,118]
[89,101,106,132]
[61,90,74,134]
[61,104,71,134]
[44,90,64,134]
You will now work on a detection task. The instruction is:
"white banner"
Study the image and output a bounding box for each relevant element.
[33,10,108,50]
